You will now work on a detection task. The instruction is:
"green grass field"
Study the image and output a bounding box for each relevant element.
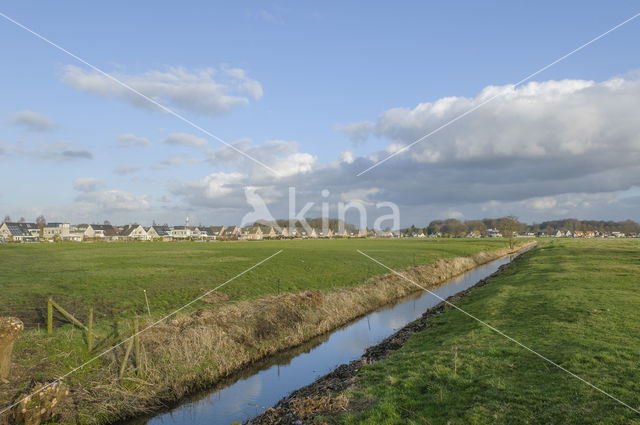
[0,238,513,327]
[330,239,640,425]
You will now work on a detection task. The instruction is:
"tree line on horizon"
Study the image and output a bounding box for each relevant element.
[405,217,640,237]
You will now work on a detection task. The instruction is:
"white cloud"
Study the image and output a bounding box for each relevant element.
[339,150,354,164]
[274,152,316,177]
[206,139,316,178]
[526,197,558,211]
[171,172,245,207]
[13,142,94,161]
[114,165,144,175]
[370,76,640,166]
[75,189,151,212]
[62,65,263,116]
[340,188,381,206]
[334,121,375,144]
[117,133,151,147]
[163,132,208,148]
[72,177,105,192]
[11,110,58,131]
[151,154,201,170]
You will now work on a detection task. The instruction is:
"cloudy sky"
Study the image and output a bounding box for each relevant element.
[1,2,640,227]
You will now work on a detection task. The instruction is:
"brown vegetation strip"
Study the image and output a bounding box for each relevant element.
[1,242,534,424]
[247,248,533,425]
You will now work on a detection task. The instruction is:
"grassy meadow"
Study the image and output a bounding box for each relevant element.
[0,238,526,423]
[329,239,640,425]
[0,238,514,327]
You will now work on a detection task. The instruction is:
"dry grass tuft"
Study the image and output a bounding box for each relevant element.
[200,290,229,304]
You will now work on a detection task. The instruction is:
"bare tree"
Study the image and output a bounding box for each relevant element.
[36,215,46,236]
[499,215,521,249]
[18,217,25,223]
[103,220,111,226]
[2,215,10,223]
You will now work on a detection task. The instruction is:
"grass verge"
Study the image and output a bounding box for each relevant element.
[300,239,640,425]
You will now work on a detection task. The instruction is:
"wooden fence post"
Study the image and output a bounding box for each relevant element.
[119,337,134,379]
[47,298,52,335]
[134,317,142,377]
[87,308,93,352]
[49,299,88,331]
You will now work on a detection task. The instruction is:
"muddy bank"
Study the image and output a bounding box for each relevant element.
[1,242,535,425]
[247,247,534,425]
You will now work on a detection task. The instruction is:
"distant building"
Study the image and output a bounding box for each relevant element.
[147,225,171,240]
[43,222,70,240]
[488,228,502,238]
[0,222,40,242]
[119,224,150,241]
[240,226,263,240]
[221,226,240,240]
[84,224,118,240]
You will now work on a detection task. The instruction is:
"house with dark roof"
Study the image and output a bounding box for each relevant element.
[84,224,118,239]
[220,226,239,240]
[119,224,149,241]
[146,225,171,240]
[0,222,40,242]
[240,226,263,240]
[202,226,224,240]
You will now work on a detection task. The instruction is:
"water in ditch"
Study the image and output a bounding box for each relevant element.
[128,253,517,425]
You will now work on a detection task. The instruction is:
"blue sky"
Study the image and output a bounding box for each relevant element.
[1,2,640,227]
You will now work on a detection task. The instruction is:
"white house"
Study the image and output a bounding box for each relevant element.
[119,224,150,241]
[43,222,71,240]
[84,224,118,239]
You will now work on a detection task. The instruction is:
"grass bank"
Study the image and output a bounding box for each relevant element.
[278,239,640,424]
[0,240,531,424]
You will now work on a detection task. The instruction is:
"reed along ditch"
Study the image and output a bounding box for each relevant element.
[125,247,532,425]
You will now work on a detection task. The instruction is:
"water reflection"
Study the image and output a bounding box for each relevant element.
[126,255,513,425]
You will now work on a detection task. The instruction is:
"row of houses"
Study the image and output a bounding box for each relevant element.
[3,221,633,243]
[0,221,398,243]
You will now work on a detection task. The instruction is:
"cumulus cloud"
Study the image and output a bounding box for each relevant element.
[151,154,201,170]
[72,177,105,192]
[339,150,354,164]
[369,76,640,168]
[166,73,640,226]
[60,150,93,160]
[75,189,151,212]
[163,132,208,148]
[62,65,263,116]
[117,133,151,147]
[114,165,144,175]
[334,121,375,144]
[3,142,93,161]
[206,139,316,178]
[11,110,58,131]
[340,187,381,205]
[170,172,246,207]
